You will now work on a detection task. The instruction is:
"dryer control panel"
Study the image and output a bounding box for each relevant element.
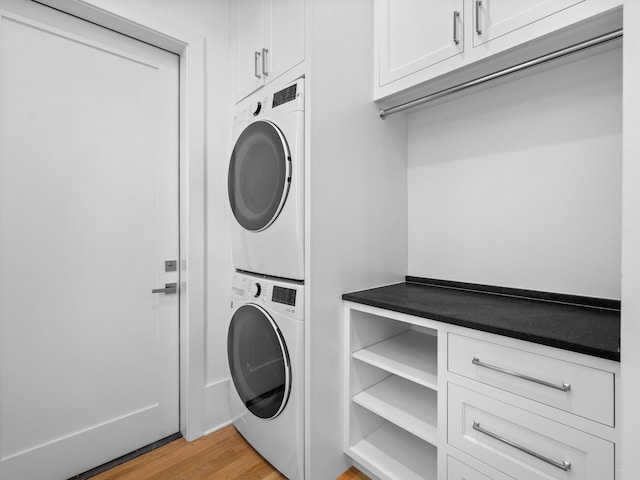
[272,84,297,108]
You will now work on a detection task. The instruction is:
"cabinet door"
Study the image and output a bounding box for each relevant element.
[473,0,586,47]
[377,0,464,87]
[236,0,265,101]
[264,0,304,82]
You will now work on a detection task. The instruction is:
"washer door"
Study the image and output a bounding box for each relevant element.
[227,304,291,419]
[228,120,291,232]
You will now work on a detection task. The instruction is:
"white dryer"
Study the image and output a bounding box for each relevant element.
[227,271,304,480]
[228,78,304,281]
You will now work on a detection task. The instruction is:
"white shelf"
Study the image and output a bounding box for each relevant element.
[349,422,437,480]
[353,375,438,445]
[353,330,437,390]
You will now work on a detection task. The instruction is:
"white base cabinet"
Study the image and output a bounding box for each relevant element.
[447,455,514,480]
[344,305,442,480]
[449,383,614,479]
[343,302,620,480]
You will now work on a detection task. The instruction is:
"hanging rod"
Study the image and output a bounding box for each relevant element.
[378,28,623,119]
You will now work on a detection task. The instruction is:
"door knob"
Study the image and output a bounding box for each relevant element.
[152,282,177,294]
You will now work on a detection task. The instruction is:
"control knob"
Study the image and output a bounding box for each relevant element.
[252,101,262,116]
[248,282,262,298]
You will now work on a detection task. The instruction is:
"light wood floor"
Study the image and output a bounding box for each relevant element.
[92,425,369,480]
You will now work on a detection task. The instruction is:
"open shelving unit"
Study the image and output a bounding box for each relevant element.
[344,304,442,480]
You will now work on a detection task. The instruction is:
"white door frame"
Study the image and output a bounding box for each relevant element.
[34,0,207,442]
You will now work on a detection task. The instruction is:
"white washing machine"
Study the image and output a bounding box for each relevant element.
[228,77,305,281]
[227,271,304,479]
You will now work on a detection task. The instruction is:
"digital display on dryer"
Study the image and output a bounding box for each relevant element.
[272,286,297,306]
[272,84,297,108]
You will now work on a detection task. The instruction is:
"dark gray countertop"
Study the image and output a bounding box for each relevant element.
[342,277,620,361]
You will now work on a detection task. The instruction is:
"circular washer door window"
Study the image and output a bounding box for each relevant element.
[227,304,291,419]
[228,120,291,231]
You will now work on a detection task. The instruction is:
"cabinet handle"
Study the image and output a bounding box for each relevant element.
[262,47,269,76]
[475,0,483,35]
[453,10,460,45]
[473,421,572,471]
[472,357,571,392]
[254,51,261,79]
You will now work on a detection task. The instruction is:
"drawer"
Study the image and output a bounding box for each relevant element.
[448,333,614,426]
[448,383,614,480]
[447,455,513,480]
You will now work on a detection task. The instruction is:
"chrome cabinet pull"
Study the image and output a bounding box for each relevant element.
[453,11,460,45]
[473,421,572,471]
[475,0,483,35]
[261,47,269,76]
[152,282,177,295]
[472,357,571,392]
[254,51,261,78]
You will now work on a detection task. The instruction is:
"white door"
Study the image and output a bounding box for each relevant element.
[0,1,180,479]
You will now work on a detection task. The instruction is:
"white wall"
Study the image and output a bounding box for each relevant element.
[128,0,234,434]
[621,3,640,479]
[73,0,233,435]
[406,45,622,299]
[306,1,408,478]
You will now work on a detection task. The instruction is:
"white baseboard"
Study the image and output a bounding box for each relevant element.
[203,377,232,435]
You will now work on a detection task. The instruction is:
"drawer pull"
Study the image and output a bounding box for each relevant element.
[473,421,572,471]
[472,357,571,392]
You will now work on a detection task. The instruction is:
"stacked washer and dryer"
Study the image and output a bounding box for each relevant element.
[226,77,305,480]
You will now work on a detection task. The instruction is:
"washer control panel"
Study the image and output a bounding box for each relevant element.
[272,285,297,306]
[231,273,304,321]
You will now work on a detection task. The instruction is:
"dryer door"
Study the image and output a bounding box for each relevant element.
[228,120,291,231]
[227,304,291,419]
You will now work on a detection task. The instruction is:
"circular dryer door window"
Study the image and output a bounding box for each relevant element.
[228,120,291,232]
[227,304,291,419]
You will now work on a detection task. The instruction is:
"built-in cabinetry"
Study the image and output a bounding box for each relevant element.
[376,0,464,89]
[343,301,620,480]
[234,0,304,102]
[374,0,622,101]
[447,332,617,479]
[344,305,441,480]
[472,0,588,47]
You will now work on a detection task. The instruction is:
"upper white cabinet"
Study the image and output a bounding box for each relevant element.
[473,0,586,47]
[235,0,305,102]
[374,0,622,101]
[376,0,464,86]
